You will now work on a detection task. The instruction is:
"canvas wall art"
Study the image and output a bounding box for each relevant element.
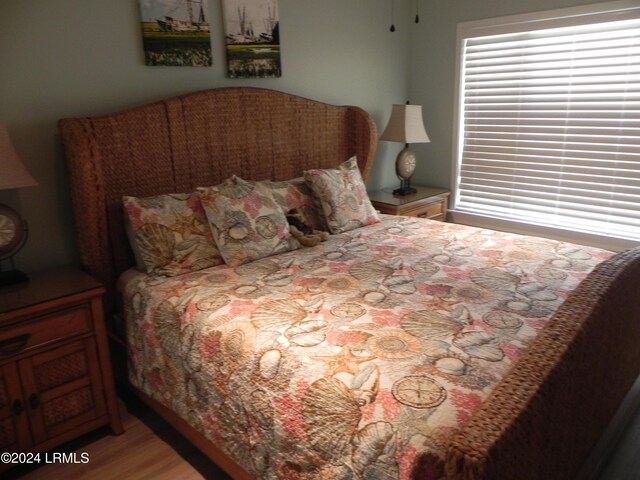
[222,0,281,78]
[139,0,213,66]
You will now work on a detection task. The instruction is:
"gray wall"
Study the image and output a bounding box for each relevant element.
[409,0,608,189]
[0,0,411,273]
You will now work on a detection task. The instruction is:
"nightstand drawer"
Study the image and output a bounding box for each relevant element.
[0,306,91,357]
[403,200,445,219]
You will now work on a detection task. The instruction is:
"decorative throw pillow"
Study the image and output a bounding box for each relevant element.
[304,156,380,233]
[122,193,223,276]
[197,176,300,266]
[258,177,327,232]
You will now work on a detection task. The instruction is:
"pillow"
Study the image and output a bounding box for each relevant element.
[304,156,380,233]
[258,177,327,231]
[197,176,300,266]
[122,193,223,276]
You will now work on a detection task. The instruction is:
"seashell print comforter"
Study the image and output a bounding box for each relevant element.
[122,215,612,480]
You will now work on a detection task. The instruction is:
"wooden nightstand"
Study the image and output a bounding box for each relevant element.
[0,267,123,468]
[369,185,451,220]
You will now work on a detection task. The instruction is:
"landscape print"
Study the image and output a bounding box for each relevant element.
[222,0,281,78]
[139,0,213,66]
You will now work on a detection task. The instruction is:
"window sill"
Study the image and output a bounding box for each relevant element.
[449,209,639,253]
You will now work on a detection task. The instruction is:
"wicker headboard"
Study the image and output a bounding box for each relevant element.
[58,87,377,307]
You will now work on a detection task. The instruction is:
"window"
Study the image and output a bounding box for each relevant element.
[453,1,640,244]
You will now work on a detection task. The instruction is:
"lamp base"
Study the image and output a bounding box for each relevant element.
[0,269,29,287]
[393,186,417,196]
[393,146,418,196]
[393,177,417,196]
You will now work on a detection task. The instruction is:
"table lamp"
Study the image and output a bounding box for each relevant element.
[0,124,38,286]
[380,103,430,196]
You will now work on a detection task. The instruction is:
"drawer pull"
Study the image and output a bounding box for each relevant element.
[29,393,40,410]
[12,400,24,416]
[0,333,32,355]
[417,212,428,218]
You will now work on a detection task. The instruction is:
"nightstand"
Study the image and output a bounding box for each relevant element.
[369,185,450,220]
[0,266,123,468]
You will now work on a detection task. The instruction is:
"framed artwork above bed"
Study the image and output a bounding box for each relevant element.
[222,0,281,78]
[138,0,213,67]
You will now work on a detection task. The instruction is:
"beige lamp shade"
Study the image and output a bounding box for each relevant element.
[379,104,431,144]
[0,124,38,190]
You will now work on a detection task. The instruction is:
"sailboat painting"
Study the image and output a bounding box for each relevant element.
[139,0,212,66]
[222,0,281,78]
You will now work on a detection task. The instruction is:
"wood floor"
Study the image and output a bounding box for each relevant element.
[5,393,640,480]
[5,396,229,480]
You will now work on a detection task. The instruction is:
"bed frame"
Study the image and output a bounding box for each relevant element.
[59,87,640,480]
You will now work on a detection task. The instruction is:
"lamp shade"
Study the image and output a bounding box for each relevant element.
[379,104,430,144]
[0,124,38,190]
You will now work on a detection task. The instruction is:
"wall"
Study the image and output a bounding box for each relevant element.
[0,0,411,273]
[409,0,608,189]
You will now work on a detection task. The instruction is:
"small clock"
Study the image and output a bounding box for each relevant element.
[0,204,26,259]
[396,148,417,180]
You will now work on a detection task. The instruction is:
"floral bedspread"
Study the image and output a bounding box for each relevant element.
[122,215,612,479]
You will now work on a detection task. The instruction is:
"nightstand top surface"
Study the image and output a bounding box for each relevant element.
[0,266,103,316]
[368,185,450,207]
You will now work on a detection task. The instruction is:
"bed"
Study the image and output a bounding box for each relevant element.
[58,87,640,480]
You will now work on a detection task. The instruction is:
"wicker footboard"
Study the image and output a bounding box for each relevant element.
[445,246,640,480]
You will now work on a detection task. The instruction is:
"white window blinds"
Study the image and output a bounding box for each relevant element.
[455,13,640,241]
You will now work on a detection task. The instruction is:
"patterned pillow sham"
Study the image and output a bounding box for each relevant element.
[197,176,300,267]
[122,193,223,276]
[304,156,380,233]
[258,177,327,231]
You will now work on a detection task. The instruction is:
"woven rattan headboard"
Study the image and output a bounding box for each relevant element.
[58,87,377,308]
